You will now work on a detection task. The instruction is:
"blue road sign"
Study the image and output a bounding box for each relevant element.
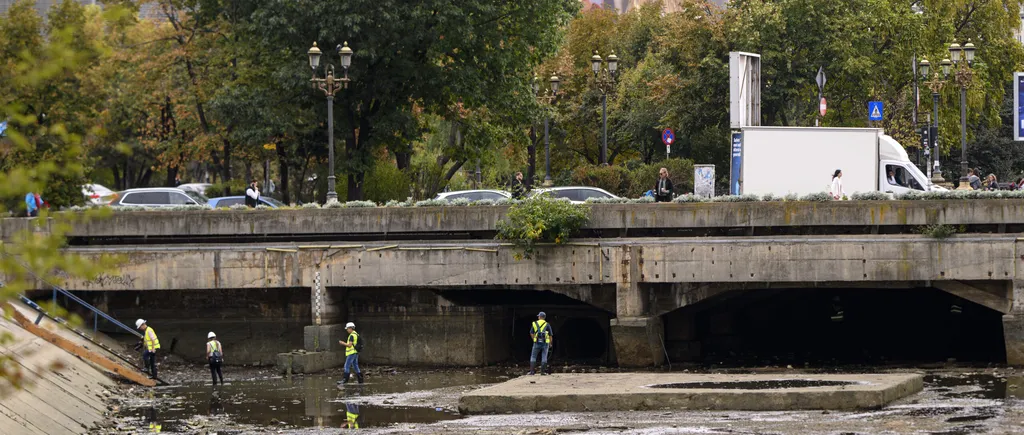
[868,101,884,121]
[662,128,674,145]
[0,121,6,137]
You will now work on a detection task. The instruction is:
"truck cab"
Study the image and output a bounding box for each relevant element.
[878,135,942,195]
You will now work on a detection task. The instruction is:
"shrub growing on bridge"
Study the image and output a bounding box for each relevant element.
[496,197,590,260]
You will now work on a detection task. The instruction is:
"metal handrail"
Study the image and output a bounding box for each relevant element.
[0,250,142,338]
[47,285,142,338]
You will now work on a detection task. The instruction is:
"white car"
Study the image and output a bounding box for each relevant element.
[81,184,114,205]
[529,186,619,204]
[109,188,210,208]
[178,183,212,195]
[434,189,511,202]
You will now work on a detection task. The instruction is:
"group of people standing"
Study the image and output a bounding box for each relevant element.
[133,319,224,386]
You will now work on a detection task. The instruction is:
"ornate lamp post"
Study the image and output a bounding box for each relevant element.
[308,41,353,202]
[590,50,617,165]
[533,74,560,186]
[918,57,951,184]
[949,41,976,190]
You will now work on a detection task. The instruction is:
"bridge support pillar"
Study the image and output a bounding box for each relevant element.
[610,316,665,367]
[1005,281,1024,366]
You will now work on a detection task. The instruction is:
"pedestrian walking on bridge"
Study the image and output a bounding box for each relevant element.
[136,319,160,379]
[529,312,553,375]
[207,332,224,386]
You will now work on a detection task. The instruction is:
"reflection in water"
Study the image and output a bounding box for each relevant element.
[122,370,499,429]
[209,392,223,416]
[345,403,361,429]
[146,407,162,433]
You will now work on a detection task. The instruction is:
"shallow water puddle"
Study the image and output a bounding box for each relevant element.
[120,369,505,430]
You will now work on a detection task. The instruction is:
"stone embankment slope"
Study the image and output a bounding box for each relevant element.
[0,301,140,434]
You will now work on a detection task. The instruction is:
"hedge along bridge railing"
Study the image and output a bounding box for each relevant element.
[3,197,1024,243]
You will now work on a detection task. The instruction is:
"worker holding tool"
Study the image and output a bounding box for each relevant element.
[136,319,160,380]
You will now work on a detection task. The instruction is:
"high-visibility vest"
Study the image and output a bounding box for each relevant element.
[208,340,221,356]
[346,331,359,356]
[144,327,161,352]
[531,320,552,344]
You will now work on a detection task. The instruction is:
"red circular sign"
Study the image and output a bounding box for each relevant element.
[819,98,827,116]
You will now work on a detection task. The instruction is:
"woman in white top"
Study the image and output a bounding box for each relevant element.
[830,169,845,200]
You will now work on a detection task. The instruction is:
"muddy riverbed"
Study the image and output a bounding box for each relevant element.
[104,364,1024,434]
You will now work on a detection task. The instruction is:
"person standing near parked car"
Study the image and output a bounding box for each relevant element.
[653,168,674,202]
[511,172,526,200]
[244,179,260,207]
[206,332,224,386]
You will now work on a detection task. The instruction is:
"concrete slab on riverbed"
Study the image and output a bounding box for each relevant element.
[458,373,923,414]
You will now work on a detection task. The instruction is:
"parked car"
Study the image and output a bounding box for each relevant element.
[529,186,619,204]
[434,189,511,202]
[81,184,114,205]
[178,183,212,195]
[109,188,209,208]
[208,196,286,208]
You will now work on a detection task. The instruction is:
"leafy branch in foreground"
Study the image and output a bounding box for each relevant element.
[495,197,590,260]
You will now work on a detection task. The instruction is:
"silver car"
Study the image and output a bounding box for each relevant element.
[529,186,619,204]
[109,188,210,208]
[434,189,511,202]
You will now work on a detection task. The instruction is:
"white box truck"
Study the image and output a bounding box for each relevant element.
[738,127,944,197]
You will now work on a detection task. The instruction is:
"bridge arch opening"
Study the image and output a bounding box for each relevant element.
[663,287,1007,365]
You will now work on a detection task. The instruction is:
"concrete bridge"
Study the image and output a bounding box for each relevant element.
[4,200,1024,370]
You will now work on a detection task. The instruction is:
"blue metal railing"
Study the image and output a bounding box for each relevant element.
[44,285,142,338]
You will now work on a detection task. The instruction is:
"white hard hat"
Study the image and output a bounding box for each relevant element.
[208,332,216,339]
[135,319,146,329]
[345,322,355,329]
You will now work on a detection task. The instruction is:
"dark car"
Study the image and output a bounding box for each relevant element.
[208,196,286,208]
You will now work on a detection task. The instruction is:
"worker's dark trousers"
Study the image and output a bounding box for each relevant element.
[209,360,224,385]
[143,350,157,378]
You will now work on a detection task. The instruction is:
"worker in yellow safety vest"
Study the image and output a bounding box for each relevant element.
[136,319,160,379]
[529,311,553,375]
[338,322,364,384]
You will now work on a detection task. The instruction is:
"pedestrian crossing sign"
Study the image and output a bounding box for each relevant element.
[868,101,883,121]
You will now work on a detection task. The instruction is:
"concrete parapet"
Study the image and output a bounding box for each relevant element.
[8,200,1024,241]
[458,373,924,414]
[275,350,345,374]
[610,316,664,367]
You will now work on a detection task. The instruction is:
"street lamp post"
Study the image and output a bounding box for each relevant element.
[590,50,618,165]
[918,57,951,184]
[308,41,353,203]
[949,41,976,190]
[533,75,560,186]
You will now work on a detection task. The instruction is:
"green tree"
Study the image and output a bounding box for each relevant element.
[0,0,123,395]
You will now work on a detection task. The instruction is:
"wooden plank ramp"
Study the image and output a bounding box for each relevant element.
[4,302,156,387]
